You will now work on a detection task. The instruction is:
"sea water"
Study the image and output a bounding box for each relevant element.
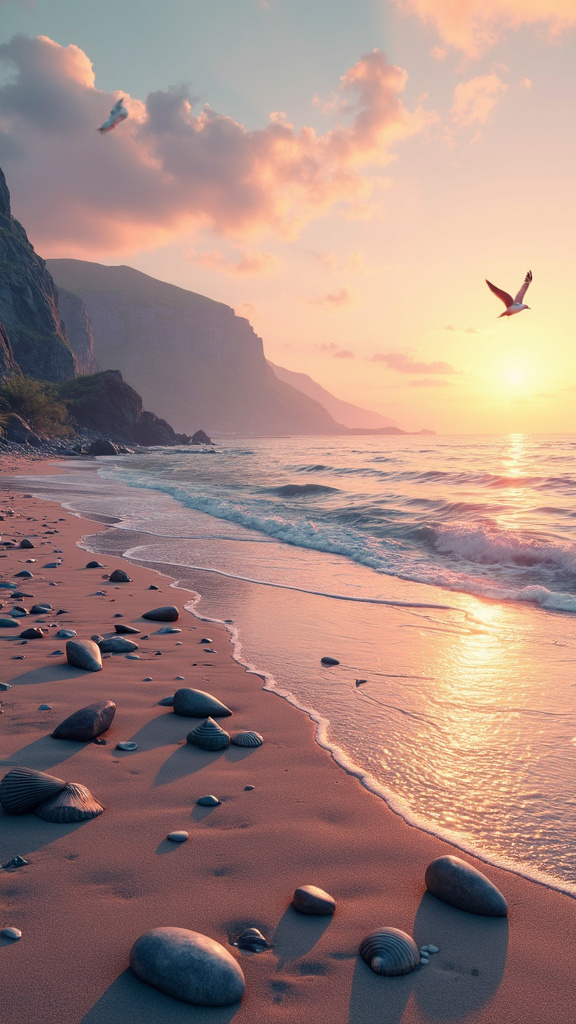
[14,433,576,895]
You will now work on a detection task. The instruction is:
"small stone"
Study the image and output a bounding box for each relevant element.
[109,569,131,583]
[86,560,105,569]
[0,683,12,691]
[200,638,212,644]
[142,605,179,622]
[167,831,189,842]
[38,704,52,711]
[173,688,232,718]
[98,636,139,654]
[52,701,116,741]
[116,741,138,751]
[2,855,28,870]
[176,675,185,681]
[419,957,429,965]
[91,634,104,643]
[143,676,153,682]
[197,795,221,806]
[175,641,183,646]
[321,656,339,666]
[1,927,22,940]
[157,696,173,706]
[114,623,140,635]
[244,785,255,791]
[155,626,181,634]
[126,654,140,660]
[292,885,336,916]
[55,629,76,639]
[13,570,33,579]
[43,562,60,569]
[204,648,217,654]
[30,604,51,613]
[149,584,159,590]
[66,638,102,672]
[95,591,106,596]
[129,927,245,1006]
[19,539,34,549]
[19,627,44,639]
[0,617,19,629]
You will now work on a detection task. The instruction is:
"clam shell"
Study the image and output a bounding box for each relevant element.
[230,731,263,748]
[0,767,67,815]
[34,782,104,822]
[359,927,419,976]
[186,717,230,751]
[235,928,271,952]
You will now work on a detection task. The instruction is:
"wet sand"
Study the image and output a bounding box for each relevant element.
[0,458,574,1024]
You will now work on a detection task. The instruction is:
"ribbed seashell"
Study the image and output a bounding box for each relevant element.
[186,717,230,751]
[230,731,263,748]
[359,927,420,976]
[34,782,104,822]
[0,767,67,815]
[234,928,272,952]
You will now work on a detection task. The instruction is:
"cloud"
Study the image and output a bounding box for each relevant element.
[333,349,355,359]
[308,287,354,308]
[189,248,279,275]
[392,0,576,57]
[0,35,431,256]
[370,351,460,374]
[443,325,479,335]
[450,74,507,128]
[407,378,452,387]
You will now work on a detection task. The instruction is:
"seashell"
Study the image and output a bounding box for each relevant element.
[34,782,104,822]
[230,731,263,748]
[0,767,67,815]
[197,794,221,806]
[425,856,508,916]
[234,928,271,952]
[116,741,138,751]
[186,717,230,751]
[359,927,420,977]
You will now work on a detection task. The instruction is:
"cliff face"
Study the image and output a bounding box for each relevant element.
[268,361,396,430]
[0,322,20,378]
[0,168,76,382]
[55,288,97,375]
[47,259,345,436]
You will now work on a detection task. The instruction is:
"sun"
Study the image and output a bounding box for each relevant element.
[505,367,525,387]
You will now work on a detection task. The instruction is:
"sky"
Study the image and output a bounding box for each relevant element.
[0,1,575,433]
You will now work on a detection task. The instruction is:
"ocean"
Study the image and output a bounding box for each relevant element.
[15,433,576,896]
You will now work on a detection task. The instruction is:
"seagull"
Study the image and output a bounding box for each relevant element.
[486,270,532,317]
[97,98,128,134]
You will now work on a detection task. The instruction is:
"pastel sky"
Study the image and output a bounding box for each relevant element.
[1,0,575,433]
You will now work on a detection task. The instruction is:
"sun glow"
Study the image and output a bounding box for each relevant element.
[505,367,525,387]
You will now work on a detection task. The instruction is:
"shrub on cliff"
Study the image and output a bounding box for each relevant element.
[0,376,72,436]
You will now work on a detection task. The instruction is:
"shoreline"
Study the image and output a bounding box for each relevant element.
[1,457,575,1023]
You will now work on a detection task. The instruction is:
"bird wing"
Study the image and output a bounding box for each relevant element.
[486,280,514,308]
[514,270,532,304]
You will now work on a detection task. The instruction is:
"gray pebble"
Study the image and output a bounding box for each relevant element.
[129,927,245,1006]
[167,831,188,842]
[1,927,22,940]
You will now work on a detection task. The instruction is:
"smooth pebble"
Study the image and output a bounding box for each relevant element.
[1,927,22,940]
[167,831,189,842]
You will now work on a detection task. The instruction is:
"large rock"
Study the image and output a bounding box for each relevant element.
[108,569,131,583]
[4,414,41,446]
[292,885,336,916]
[425,856,508,916]
[191,429,211,445]
[131,410,190,447]
[66,638,102,672]
[52,700,116,741]
[142,605,179,622]
[0,168,76,382]
[87,439,118,456]
[97,636,138,654]
[172,688,232,718]
[129,927,245,1006]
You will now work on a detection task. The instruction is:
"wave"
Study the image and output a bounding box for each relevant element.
[424,522,576,572]
[263,483,340,497]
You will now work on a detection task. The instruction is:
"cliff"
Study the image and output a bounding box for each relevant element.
[268,361,396,430]
[55,288,98,375]
[0,168,76,382]
[47,259,346,436]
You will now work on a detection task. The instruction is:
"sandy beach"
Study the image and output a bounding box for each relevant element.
[1,456,575,1024]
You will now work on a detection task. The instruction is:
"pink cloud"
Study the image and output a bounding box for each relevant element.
[0,35,431,256]
[392,0,576,56]
[370,352,460,374]
[308,287,354,308]
[333,349,356,359]
[451,74,507,128]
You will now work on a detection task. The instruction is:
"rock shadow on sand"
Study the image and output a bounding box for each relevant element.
[273,906,332,968]
[119,711,190,754]
[0,809,93,864]
[348,957,413,1024]
[2,663,91,687]
[0,733,101,773]
[412,891,508,1020]
[154,745,226,786]
[80,969,240,1024]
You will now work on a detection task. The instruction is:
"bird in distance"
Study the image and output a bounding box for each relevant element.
[97,98,128,134]
[486,270,532,317]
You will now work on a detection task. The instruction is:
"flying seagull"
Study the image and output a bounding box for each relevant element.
[97,98,128,134]
[486,270,532,317]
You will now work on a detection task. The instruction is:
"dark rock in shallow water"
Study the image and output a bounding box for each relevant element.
[129,927,245,1006]
[292,885,336,916]
[114,623,140,634]
[52,700,116,741]
[425,855,508,916]
[98,636,138,654]
[109,568,131,583]
[142,605,179,622]
[191,429,212,445]
[173,688,232,718]
[66,638,102,672]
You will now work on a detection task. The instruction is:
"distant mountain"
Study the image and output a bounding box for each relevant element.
[48,259,346,436]
[268,361,396,430]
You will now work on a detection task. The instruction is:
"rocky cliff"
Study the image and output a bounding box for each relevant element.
[268,361,396,430]
[55,288,98,375]
[0,168,76,381]
[47,259,345,436]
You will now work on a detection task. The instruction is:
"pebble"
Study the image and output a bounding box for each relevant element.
[38,704,52,711]
[126,654,140,660]
[49,650,64,656]
[114,624,140,635]
[1,927,22,940]
[143,676,153,682]
[420,944,439,954]
[425,855,508,916]
[116,741,138,751]
[176,675,185,681]
[156,626,181,634]
[19,627,44,639]
[321,656,340,666]
[43,562,60,569]
[129,927,245,1006]
[197,795,221,806]
[55,629,76,639]
[157,696,173,706]
[148,584,159,590]
[30,604,51,613]
[292,885,336,916]
[175,641,183,646]
[2,855,28,869]
[419,957,429,965]
[0,683,12,691]
[200,638,212,644]
[142,605,179,622]
[244,785,255,791]
[91,634,104,643]
[0,617,19,629]
[204,648,217,654]
[167,831,189,842]
[85,561,104,569]
[109,569,131,583]
[98,637,138,654]
[66,638,102,672]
